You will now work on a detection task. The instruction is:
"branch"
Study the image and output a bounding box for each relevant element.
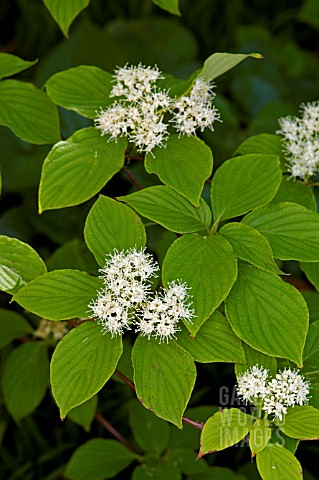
[95,411,139,453]
[122,166,143,190]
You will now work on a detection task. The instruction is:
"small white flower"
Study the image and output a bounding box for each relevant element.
[236,365,269,403]
[277,101,319,180]
[34,319,68,340]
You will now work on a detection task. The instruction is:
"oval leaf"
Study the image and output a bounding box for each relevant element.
[51,322,123,418]
[177,311,245,363]
[162,233,237,335]
[278,406,319,440]
[0,53,37,80]
[118,185,211,234]
[243,202,319,261]
[300,262,319,292]
[0,309,33,350]
[45,66,113,119]
[199,408,252,456]
[0,80,60,144]
[235,343,277,379]
[64,439,135,480]
[67,395,98,432]
[220,222,282,274]
[200,52,262,82]
[84,196,146,267]
[210,154,281,223]
[250,419,272,456]
[132,335,196,428]
[43,0,90,36]
[2,342,49,421]
[234,133,283,158]
[256,444,302,480]
[303,320,319,384]
[225,263,308,366]
[270,177,316,211]
[145,135,213,207]
[13,270,103,320]
[39,128,126,212]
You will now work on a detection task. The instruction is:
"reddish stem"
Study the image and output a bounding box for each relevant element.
[122,166,143,190]
[95,411,138,453]
[182,416,204,429]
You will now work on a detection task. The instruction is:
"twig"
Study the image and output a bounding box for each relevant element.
[182,416,204,429]
[125,154,144,162]
[122,166,143,190]
[95,411,138,453]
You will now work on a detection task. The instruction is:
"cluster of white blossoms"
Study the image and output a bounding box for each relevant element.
[34,319,68,341]
[88,247,194,342]
[236,365,311,421]
[277,101,319,179]
[95,64,220,153]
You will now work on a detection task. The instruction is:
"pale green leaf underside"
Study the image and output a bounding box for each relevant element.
[43,0,90,36]
[13,270,103,320]
[162,233,237,335]
[225,263,308,366]
[199,52,262,82]
[84,196,146,267]
[256,444,302,480]
[39,128,126,212]
[0,52,37,80]
[45,66,113,118]
[0,80,60,144]
[132,336,196,428]
[118,185,211,234]
[51,322,123,418]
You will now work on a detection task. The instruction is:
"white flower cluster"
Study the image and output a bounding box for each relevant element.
[95,64,220,153]
[88,247,194,342]
[34,319,68,340]
[277,101,319,179]
[236,365,310,421]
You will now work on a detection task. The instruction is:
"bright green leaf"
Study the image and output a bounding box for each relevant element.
[210,154,281,223]
[68,395,98,432]
[220,222,282,274]
[162,233,237,335]
[235,343,277,379]
[46,239,98,275]
[256,444,302,480]
[132,335,196,428]
[13,270,103,320]
[0,309,33,350]
[51,322,122,418]
[84,196,146,267]
[151,0,180,15]
[278,406,319,440]
[199,408,252,456]
[270,177,316,211]
[234,133,283,159]
[301,262,319,292]
[64,439,135,480]
[2,342,49,421]
[250,419,271,456]
[39,128,126,212]
[118,186,211,234]
[177,311,245,363]
[145,135,213,207]
[243,202,319,261]
[43,0,90,36]
[0,80,60,144]
[199,52,262,82]
[0,235,47,293]
[225,263,308,366]
[0,53,37,80]
[45,66,113,119]
[303,320,319,384]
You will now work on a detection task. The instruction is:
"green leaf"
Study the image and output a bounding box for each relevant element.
[133,464,181,480]
[270,177,316,211]
[199,408,252,456]
[13,270,103,320]
[64,439,135,480]
[210,154,281,223]
[162,233,237,335]
[118,186,211,234]
[151,0,180,15]
[278,406,319,440]
[243,202,319,261]
[0,53,37,80]
[84,196,146,267]
[45,66,113,119]
[250,419,271,456]
[234,133,283,158]
[303,320,319,384]
[225,263,308,366]
[220,222,282,274]
[2,342,49,421]
[235,343,277,379]
[300,262,319,292]
[129,400,170,454]
[164,447,211,475]
[0,80,60,144]
[132,335,196,428]
[51,322,122,418]
[145,135,213,207]
[177,311,245,363]
[0,235,47,294]
[256,444,302,480]
[67,395,98,432]
[199,52,262,82]
[47,239,98,275]
[0,309,33,350]
[43,0,90,36]
[39,128,126,212]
